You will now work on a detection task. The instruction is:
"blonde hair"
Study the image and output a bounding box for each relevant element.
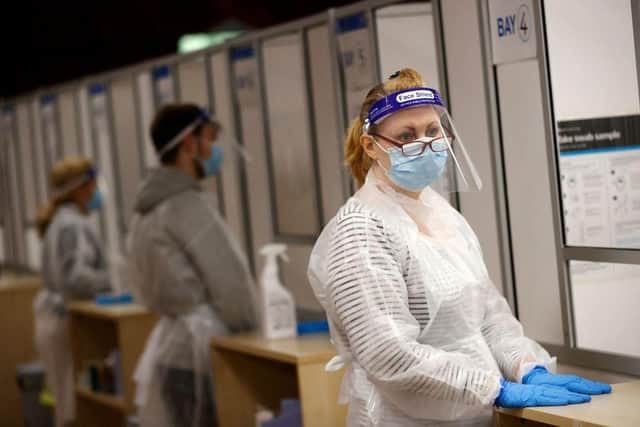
[36,157,94,237]
[345,68,427,187]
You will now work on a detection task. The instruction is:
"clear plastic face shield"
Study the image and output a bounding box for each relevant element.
[52,166,107,211]
[363,87,482,193]
[51,167,100,198]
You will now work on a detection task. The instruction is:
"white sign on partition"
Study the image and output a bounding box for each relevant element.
[489,0,537,65]
[136,72,159,169]
[153,65,176,106]
[232,47,260,108]
[41,95,60,168]
[337,12,375,121]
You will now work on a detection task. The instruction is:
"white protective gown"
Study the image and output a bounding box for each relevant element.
[34,204,111,427]
[308,170,555,426]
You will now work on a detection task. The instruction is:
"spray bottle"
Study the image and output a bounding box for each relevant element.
[259,243,297,339]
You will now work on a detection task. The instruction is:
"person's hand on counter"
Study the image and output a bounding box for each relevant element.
[495,379,591,408]
[523,366,612,395]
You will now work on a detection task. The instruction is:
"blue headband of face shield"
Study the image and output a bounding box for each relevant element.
[157,109,213,158]
[362,87,444,133]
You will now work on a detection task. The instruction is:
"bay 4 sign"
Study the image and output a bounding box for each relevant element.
[497,4,530,41]
[489,0,537,65]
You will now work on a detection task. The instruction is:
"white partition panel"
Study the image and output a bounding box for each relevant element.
[232,46,273,273]
[283,243,321,310]
[262,33,321,237]
[543,0,640,360]
[308,24,346,222]
[177,58,209,106]
[545,0,638,122]
[40,95,61,171]
[497,59,564,345]
[16,102,39,223]
[16,102,41,267]
[31,99,49,203]
[3,107,26,262]
[77,87,102,236]
[77,87,94,157]
[111,77,143,222]
[58,90,81,157]
[136,72,159,169]
[210,52,248,251]
[177,57,221,197]
[89,84,122,252]
[376,3,439,85]
[336,12,376,123]
[441,0,507,298]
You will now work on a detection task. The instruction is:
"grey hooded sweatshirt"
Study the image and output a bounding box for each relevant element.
[127,167,257,332]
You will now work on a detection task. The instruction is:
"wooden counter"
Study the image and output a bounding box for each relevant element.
[496,381,640,427]
[0,275,41,427]
[211,333,347,427]
[68,301,157,427]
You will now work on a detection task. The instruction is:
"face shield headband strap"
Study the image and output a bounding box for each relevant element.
[157,109,212,159]
[362,87,444,134]
[52,167,97,200]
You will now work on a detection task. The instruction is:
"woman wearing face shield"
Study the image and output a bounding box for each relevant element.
[307,68,610,426]
[34,157,112,427]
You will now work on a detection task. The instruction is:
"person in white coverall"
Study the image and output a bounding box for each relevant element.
[308,68,611,427]
[34,156,111,427]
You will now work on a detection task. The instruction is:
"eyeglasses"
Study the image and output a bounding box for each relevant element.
[370,126,454,157]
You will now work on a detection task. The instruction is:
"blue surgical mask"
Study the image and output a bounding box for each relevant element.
[201,144,224,177]
[376,141,448,191]
[87,188,103,212]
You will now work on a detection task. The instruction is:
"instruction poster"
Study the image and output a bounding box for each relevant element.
[558,115,640,358]
[558,114,640,248]
[152,65,176,106]
[337,12,375,122]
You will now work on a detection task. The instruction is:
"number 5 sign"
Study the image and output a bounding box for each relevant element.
[489,0,538,65]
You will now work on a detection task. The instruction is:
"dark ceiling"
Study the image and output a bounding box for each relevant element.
[1,0,353,98]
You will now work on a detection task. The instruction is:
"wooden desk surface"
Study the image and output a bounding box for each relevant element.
[497,381,640,427]
[211,333,338,365]
[0,276,41,292]
[68,300,151,320]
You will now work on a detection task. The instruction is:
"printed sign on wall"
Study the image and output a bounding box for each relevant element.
[41,94,61,171]
[337,12,375,121]
[231,46,260,109]
[152,65,176,107]
[558,114,640,248]
[489,0,537,65]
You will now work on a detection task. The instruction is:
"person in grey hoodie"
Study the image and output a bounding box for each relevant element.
[127,103,257,427]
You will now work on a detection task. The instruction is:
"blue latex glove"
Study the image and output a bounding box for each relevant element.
[495,379,591,408]
[523,366,612,395]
